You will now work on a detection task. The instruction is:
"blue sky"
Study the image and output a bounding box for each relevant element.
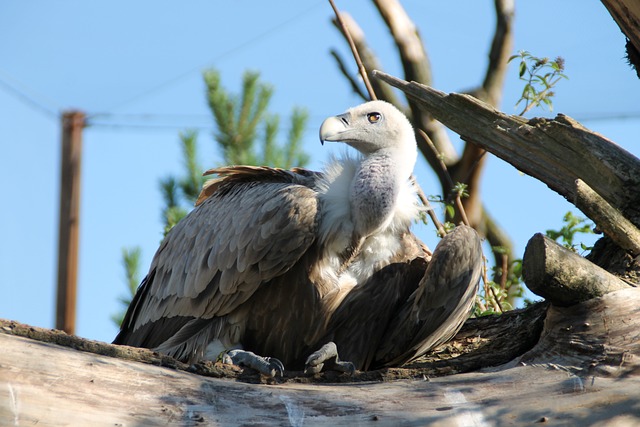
[1,1,638,343]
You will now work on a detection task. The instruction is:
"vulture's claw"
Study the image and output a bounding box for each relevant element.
[223,349,284,378]
[304,342,356,375]
[265,357,286,377]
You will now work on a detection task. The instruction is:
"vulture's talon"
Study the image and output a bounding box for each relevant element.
[304,363,324,375]
[223,349,284,378]
[265,357,285,378]
[304,342,355,376]
[332,360,356,375]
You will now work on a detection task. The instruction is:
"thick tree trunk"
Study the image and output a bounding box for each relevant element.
[4,328,639,426]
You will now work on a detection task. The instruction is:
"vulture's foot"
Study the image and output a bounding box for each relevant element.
[222,349,284,378]
[304,342,355,375]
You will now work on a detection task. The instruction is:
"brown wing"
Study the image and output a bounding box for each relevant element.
[114,167,320,356]
[373,225,483,367]
[317,232,429,370]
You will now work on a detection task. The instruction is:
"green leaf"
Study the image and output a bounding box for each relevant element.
[445,204,455,219]
[518,61,527,78]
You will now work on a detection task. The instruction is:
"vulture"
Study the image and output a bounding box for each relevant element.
[114,100,483,376]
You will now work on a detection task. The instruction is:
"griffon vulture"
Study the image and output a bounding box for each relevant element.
[114,100,483,376]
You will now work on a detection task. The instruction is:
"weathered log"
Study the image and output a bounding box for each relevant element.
[3,288,640,425]
[518,287,640,377]
[522,233,632,306]
[0,302,548,384]
[574,178,640,256]
[2,331,637,426]
[372,70,640,226]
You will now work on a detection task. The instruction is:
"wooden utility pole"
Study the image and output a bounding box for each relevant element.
[56,110,85,334]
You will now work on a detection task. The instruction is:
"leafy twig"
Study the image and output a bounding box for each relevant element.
[508,50,568,115]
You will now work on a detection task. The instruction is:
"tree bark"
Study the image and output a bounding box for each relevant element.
[518,287,640,377]
[3,287,640,425]
[574,179,640,256]
[523,233,633,306]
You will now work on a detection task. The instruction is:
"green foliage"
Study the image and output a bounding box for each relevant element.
[545,211,594,252]
[427,182,469,225]
[508,50,568,115]
[113,69,310,327]
[157,131,202,236]
[111,247,142,327]
[204,69,310,169]
[474,256,524,317]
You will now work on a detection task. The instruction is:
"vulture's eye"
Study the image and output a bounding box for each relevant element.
[367,112,382,124]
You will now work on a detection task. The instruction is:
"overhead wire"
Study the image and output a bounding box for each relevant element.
[0,68,61,119]
[1,2,325,126]
[99,1,325,114]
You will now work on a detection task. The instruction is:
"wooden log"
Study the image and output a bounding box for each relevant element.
[574,178,640,256]
[3,289,640,425]
[0,330,638,425]
[0,303,548,384]
[518,287,640,377]
[372,70,640,226]
[522,233,631,306]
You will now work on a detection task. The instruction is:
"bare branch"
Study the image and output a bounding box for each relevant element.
[330,12,401,107]
[328,0,377,100]
[372,0,457,167]
[575,179,640,256]
[329,49,368,101]
[447,0,513,240]
[480,0,515,106]
[600,0,640,76]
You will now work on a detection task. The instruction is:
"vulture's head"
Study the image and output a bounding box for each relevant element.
[319,100,417,168]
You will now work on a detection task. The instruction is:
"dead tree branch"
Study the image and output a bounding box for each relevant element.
[522,233,632,306]
[329,13,400,106]
[372,0,455,168]
[574,179,640,256]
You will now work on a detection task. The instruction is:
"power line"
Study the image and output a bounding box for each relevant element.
[86,119,321,138]
[102,1,325,113]
[0,68,60,119]
[574,112,640,123]
[85,110,640,132]
[0,2,324,121]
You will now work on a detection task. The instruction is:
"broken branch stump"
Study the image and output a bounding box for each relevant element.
[574,179,640,256]
[522,233,631,306]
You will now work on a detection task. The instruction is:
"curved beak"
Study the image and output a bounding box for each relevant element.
[319,113,349,145]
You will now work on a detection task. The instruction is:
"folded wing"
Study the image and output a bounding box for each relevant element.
[114,167,320,358]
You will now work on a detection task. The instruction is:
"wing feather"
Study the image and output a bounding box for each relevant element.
[119,168,320,338]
